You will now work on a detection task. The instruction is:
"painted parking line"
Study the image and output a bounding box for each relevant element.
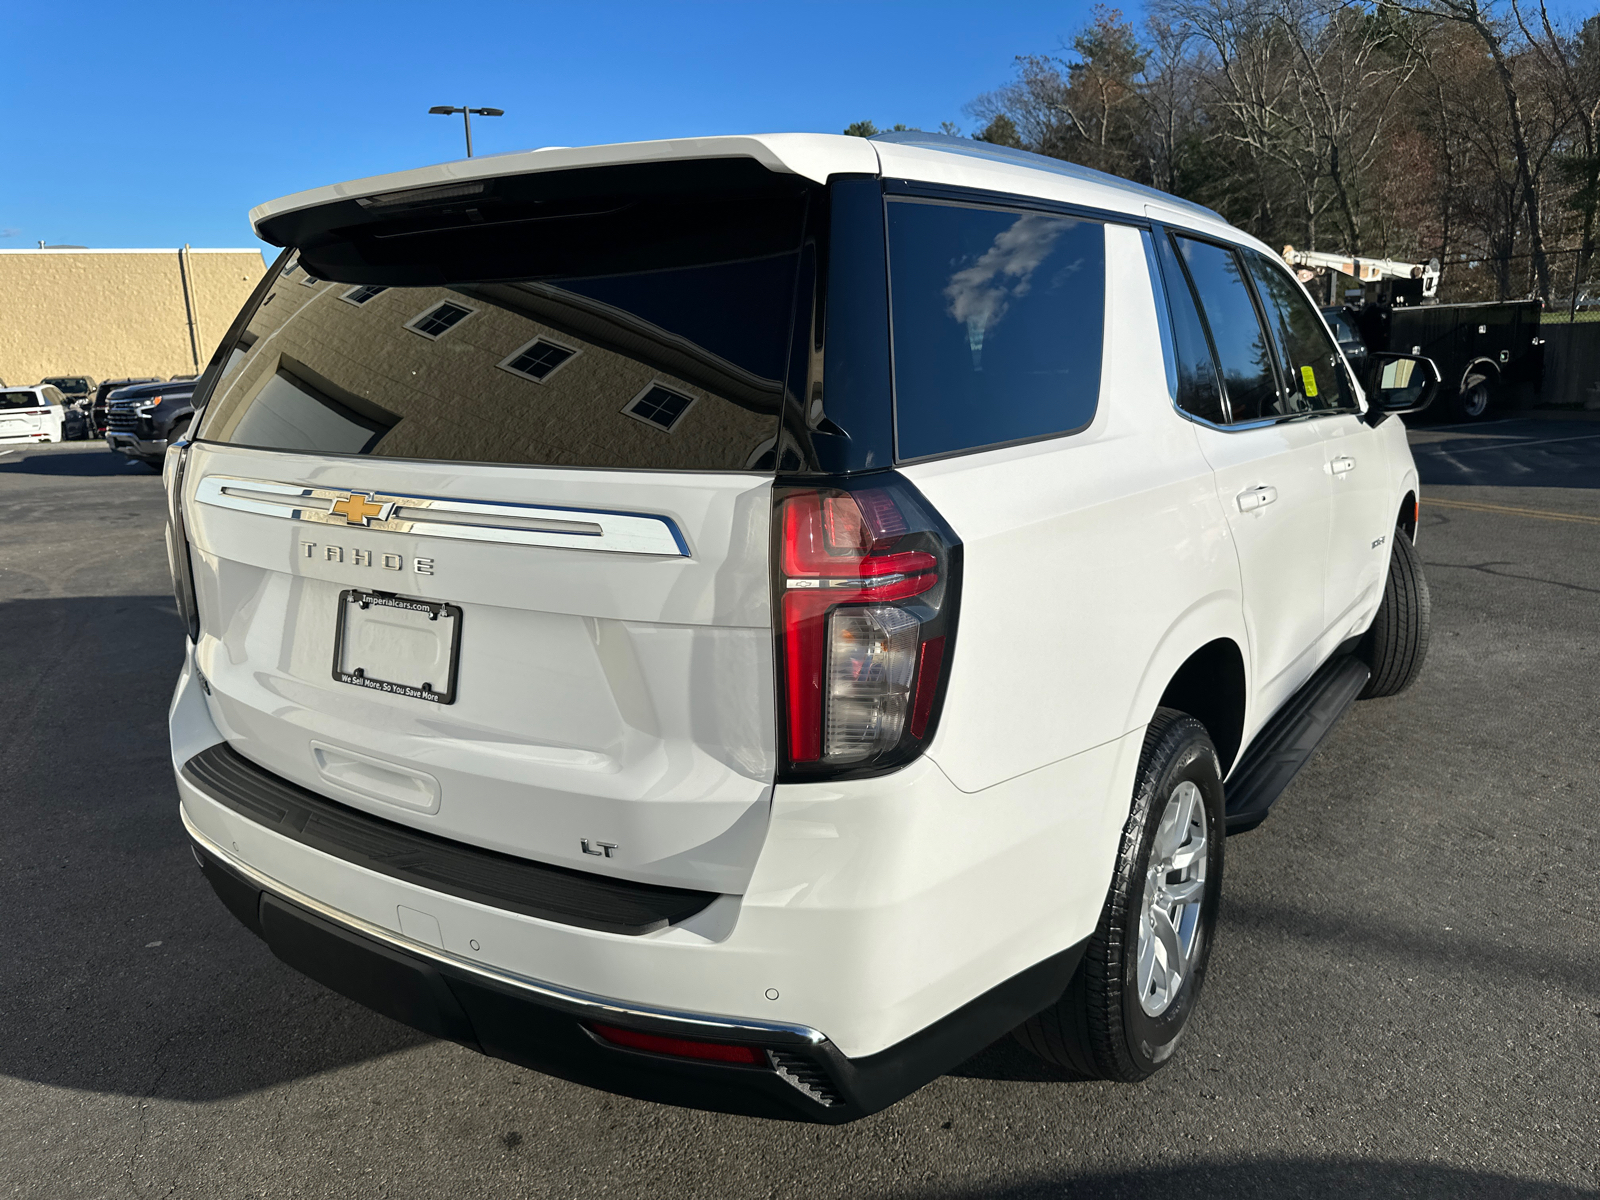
[1419,432,1600,455]
[1426,497,1600,526]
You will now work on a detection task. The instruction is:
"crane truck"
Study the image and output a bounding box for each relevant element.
[1284,244,1542,422]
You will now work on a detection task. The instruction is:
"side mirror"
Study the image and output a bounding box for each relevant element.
[1363,352,1440,426]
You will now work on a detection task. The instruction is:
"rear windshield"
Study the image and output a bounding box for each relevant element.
[197,176,812,471]
[1,392,44,409]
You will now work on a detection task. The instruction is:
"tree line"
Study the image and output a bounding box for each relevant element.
[852,0,1600,307]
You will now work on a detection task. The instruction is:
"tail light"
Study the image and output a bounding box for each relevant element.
[773,473,960,780]
[163,441,201,642]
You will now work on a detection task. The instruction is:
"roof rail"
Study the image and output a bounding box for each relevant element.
[867,131,1223,223]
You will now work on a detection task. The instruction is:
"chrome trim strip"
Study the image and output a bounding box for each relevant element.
[193,474,688,557]
[179,802,823,1045]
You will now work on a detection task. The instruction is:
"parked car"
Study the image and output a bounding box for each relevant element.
[37,376,97,439]
[167,131,1437,1124]
[39,375,97,406]
[90,377,162,436]
[1,384,73,443]
[104,380,197,467]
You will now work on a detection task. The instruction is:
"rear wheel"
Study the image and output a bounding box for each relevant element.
[1015,709,1224,1081]
[1358,529,1431,698]
[1452,371,1494,422]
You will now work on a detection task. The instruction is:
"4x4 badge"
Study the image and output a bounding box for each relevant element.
[329,492,394,526]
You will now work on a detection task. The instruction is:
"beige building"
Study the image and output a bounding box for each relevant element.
[0,247,267,385]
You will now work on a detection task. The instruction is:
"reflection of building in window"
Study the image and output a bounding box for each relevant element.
[342,285,388,306]
[407,301,474,339]
[623,383,696,432]
[201,278,774,469]
[499,338,577,382]
[228,367,396,455]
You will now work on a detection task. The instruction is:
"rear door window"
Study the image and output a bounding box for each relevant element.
[1173,235,1281,423]
[887,199,1105,461]
[196,184,812,471]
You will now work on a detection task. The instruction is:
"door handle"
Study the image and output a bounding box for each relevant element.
[1330,455,1356,475]
[1236,485,1278,513]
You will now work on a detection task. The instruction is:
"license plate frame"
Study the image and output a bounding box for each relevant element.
[331,590,462,704]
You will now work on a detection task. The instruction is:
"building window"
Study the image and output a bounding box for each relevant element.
[300,274,322,287]
[622,383,696,432]
[405,301,475,339]
[341,285,389,306]
[498,338,577,382]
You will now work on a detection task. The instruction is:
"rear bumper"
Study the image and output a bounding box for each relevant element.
[171,644,1131,1118]
[187,818,1083,1122]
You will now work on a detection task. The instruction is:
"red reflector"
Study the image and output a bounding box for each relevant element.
[590,1023,765,1065]
[909,636,946,738]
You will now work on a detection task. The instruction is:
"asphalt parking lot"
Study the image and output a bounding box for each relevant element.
[1,423,1597,1200]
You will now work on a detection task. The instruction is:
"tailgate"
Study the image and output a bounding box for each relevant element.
[180,157,819,894]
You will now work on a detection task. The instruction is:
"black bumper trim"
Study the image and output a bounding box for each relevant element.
[182,741,717,936]
[191,839,1087,1123]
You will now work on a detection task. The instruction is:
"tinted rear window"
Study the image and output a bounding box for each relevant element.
[887,199,1105,461]
[197,179,811,471]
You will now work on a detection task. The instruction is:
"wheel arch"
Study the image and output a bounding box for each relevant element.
[1459,357,1501,393]
[1155,638,1247,776]
[1398,489,1418,543]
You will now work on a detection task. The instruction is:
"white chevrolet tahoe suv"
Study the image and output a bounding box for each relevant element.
[167,132,1437,1121]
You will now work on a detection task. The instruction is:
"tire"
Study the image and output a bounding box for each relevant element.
[1452,372,1494,422]
[1357,529,1431,698]
[1015,709,1225,1081]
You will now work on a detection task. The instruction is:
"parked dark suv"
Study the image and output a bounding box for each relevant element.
[105,380,197,467]
[91,377,162,436]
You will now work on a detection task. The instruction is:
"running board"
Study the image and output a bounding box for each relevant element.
[1224,655,1370,834]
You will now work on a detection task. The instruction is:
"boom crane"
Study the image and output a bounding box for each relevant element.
[1282,245,1440,300]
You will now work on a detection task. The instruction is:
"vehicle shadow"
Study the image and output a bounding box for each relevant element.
[886,1157,1595,1199]
[0,445,155,476]
[0,593,427,1102]
[1409,419,1600,489]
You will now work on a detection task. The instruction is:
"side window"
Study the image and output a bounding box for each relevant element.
[1149,230,1225,424]
[887,198,1106,460]
[1243,250,1353,413]
[1174,236,1281,423]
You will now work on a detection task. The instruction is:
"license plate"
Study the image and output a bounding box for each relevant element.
[332,590,461,704]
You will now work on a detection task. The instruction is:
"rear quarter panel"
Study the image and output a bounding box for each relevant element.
[902,223,1244,796]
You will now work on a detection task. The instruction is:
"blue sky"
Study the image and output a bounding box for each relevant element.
[2,1,1102,254]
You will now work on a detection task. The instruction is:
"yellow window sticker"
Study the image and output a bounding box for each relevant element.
[1300,364,1319,397]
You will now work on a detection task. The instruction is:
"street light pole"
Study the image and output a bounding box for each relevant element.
[427,106,504,157]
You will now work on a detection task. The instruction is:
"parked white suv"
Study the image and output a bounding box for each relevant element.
[167,132,1437,1121]
[1,385,70,443]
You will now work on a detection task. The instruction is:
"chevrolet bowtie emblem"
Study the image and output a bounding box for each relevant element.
[328,492,393,526]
